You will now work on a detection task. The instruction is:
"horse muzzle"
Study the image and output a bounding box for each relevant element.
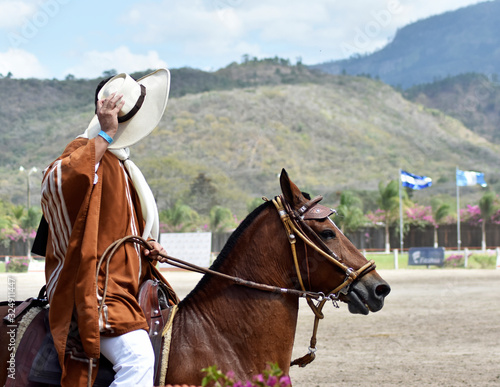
[342,272,391,315]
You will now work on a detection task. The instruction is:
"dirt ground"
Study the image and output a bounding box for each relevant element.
[1,269,499,387]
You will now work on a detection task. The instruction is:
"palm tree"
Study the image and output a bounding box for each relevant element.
[159,201,199,232]
[377,180,401,253]
[335,191,365,236]
[431,201,451,248]
[478,191,497,252]
[209,205,236,233]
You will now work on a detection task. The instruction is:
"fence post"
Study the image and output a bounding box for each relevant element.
[464,248,469,268]
[393,249,398,270]
[496,248,500,270]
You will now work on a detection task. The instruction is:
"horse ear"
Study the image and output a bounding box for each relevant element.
[280,169,305,208]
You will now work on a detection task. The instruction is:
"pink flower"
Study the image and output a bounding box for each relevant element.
[253,373,265,383]
[279,375,292,387]
[226,370,235,381]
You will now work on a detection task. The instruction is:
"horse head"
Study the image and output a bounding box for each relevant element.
[279,169,390,315]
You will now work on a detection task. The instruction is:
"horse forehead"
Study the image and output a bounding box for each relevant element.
[326,217,343,234]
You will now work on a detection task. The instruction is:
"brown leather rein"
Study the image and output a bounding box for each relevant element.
[97,194,375,368]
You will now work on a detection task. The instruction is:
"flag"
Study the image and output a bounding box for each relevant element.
[400,170,432,190]
[456,169,487,187]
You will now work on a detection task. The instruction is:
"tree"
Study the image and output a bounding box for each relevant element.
[376,180,402,253]
[188,173,218,215]
[335,191,365,236]
[159,201,199,233]
[431,199,451,248]
[0,202,41,256]
[209,206,236,233]
[478,191,497,251]
[102,69,117,78]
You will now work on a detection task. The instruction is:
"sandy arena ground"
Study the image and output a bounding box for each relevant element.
[1,269,499,387]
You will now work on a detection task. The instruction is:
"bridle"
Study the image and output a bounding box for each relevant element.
[96,194,376,369]
[272,194,376,299]
[271,194,376,366]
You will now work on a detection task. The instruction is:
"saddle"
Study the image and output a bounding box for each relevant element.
[4,279,178,387]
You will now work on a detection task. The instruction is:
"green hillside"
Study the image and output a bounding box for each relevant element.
[404,73,500,144]
[1,62,499,219]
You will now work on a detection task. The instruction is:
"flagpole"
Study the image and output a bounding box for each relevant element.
[399,169,403,254]
[456,167,461,252]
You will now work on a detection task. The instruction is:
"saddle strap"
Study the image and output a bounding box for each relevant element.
[3,286,47,324]
[137,279,175,386]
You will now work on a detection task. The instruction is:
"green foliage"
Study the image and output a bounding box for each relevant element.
[377,180,402,225]
[405,73,500,144]
[159,201,199,232]
[1,60,500,224]
[334,191,366,235]
[479,191,497,220]
[188,173,219,215]
[467,253,496,269]
[0,200,41,249]
[6,257,29,273]
[209,206,236,233]
[201,363,291,387]
[431,198,452,225]
[443,254,465,268]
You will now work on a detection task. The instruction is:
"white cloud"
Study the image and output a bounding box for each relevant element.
[0,48,48,78]
[0,0,487,78]
[63,46,168,79]
[117,0,413,66]
[0,1,36,29]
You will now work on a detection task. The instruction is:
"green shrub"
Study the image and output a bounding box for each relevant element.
[468,253,496,269]
[6,257,30,273]
[443,254,464,268]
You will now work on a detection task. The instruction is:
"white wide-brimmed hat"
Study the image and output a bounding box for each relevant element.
[84,68,170,149]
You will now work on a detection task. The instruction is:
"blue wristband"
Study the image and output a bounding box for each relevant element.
[98,130,113,144]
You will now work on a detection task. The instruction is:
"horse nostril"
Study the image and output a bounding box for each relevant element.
[376,283,391,298]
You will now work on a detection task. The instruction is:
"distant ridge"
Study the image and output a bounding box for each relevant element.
[2,61,499,216]
[312,1,500,88]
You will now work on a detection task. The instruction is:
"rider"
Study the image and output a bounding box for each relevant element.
[40,69,172,386]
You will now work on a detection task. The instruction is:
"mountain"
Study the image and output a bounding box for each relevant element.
[312,1,500,88]
[404,73,500,143]
[2,62,499,218]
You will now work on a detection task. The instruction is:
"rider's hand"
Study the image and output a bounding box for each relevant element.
[143,240,168,263]
[96,92,124,137]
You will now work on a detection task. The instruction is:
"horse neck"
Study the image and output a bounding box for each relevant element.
[170,205,300,380]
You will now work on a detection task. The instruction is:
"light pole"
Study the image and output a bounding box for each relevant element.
[19,166,38,211]
[19,166,38,258]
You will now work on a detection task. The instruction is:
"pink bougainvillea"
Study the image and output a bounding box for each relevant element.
[405,205,435,227]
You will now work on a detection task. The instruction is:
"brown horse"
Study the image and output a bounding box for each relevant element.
[0,170,390,386]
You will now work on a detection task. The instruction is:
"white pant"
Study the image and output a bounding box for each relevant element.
[100,329,154,387]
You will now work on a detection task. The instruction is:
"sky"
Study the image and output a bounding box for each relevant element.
[0,0,491,79]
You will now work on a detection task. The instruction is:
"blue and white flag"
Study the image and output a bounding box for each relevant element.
[400,170,432,190]
[456,169,487,187]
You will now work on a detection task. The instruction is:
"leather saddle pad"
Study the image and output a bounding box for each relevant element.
[6,308,114,387]
[7,279,176,386]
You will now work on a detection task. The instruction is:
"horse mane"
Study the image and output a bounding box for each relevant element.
[179,200,272,306]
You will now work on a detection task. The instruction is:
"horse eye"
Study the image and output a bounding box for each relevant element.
[319,229,336,240]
